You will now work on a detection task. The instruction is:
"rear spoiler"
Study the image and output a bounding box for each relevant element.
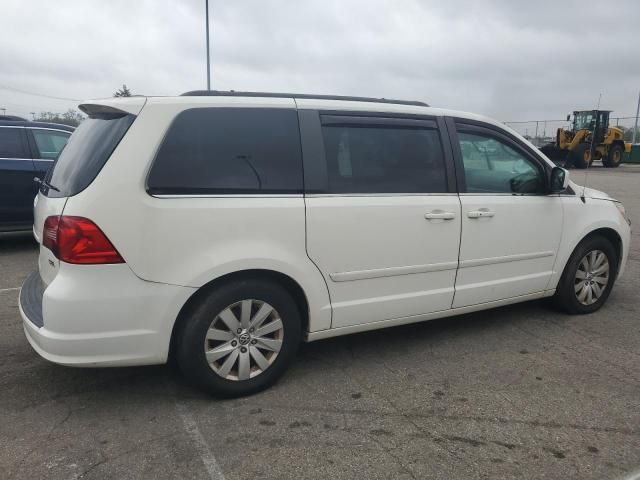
[79,97,147,117]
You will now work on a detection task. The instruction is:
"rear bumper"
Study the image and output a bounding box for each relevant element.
[20,271,45,328]
[19,264,195,367]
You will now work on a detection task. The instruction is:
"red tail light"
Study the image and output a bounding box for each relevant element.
[42,216,124,264]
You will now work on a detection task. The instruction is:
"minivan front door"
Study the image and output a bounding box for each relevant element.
[300,111,461,329]
[449,119,563,308]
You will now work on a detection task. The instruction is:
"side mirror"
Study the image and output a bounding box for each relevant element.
[566,114,571,121]
[550,167,569,193]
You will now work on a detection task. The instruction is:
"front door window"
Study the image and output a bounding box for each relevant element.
[458,132,545,194]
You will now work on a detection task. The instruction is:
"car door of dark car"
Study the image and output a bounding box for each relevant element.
[0,127,36,229]
[27,128,71,180]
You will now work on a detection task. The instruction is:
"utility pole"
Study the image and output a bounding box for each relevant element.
[633,90,640,145]
[205,0,211,90]
[0,108,5,117]
[30,112,35,120]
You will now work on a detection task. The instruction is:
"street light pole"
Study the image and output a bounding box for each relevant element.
[206,0,211,90]
[633,90,640,145]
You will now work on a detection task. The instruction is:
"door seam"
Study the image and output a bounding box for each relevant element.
[451,193,463,308]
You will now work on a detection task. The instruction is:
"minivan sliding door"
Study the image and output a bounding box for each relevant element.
[300,110,461,329]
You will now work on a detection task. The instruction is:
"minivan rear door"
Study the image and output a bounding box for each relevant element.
[300,109,461,329]
[34,98,144,286]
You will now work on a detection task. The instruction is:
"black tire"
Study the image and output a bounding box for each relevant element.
[540,144,566,164]
[572,143,592,169]
[176,279,302,397]
[554,235,618,314]
[603,143,624,168]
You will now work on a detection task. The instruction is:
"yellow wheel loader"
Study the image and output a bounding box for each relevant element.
[540,110,631,169]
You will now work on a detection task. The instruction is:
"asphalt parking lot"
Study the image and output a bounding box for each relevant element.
[1,166,639,480]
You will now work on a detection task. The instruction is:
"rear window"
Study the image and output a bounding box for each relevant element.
[147,108,303,195]
[44,113,135,197]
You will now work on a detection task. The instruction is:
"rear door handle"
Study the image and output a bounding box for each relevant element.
[425,211,456,220]
[467,209,495,218]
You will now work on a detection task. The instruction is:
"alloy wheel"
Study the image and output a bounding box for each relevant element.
[574,250,610,306]
[204,299,284,381]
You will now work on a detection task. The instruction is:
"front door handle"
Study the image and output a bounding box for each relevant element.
[425,211,456,220]
[467,209,495,219]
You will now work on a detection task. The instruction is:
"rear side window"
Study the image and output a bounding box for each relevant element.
[320,123,447,194]
[147,108,303,195]
[31,129,71,160]
[0,128,27,158]
[45,113,135,198]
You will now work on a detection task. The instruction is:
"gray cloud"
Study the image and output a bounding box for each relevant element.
[1,0,639,123]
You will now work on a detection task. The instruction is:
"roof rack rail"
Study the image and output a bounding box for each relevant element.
[180,90,429,107]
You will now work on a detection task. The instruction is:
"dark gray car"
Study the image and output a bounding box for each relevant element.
[0,118,73,232]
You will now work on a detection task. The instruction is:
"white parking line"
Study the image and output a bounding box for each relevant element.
[174,401,226,480]
[0,287,20,293]
[624,470,640,480]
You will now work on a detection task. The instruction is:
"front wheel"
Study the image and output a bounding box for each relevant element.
[572,143,593,169]
[176,280,302,397]
[554,236,617,314]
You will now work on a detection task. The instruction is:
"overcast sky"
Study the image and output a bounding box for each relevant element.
[1,0,639,124]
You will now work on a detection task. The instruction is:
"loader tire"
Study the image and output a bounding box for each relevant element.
[603,144,623,168]
[572,144,592,169]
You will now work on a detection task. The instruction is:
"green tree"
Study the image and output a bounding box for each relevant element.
[114,84,132,97]
[35,109,85,127]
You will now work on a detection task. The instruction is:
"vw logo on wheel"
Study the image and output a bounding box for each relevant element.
[238,332,251,345]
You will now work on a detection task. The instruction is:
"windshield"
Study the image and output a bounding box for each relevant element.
[574,112,594,131]
[43,113,135,197]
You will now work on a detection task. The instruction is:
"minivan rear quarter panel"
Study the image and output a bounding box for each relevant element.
[59,97,333,332]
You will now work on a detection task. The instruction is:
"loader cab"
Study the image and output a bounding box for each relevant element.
[594,111,611,144]
[572,111,594,131]
[571,110,611,143]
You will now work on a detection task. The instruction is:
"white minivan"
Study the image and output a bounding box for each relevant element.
[20,92,631,397]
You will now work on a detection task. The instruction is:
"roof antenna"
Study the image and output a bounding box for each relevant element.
[581,92,601,203]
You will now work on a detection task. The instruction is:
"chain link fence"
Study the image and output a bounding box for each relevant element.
[504,116,640,147]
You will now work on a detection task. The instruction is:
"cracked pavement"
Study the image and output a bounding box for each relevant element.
[1,166,639,479]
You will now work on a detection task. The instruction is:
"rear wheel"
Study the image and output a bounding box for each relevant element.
[554,236,617,314]
[603,144,624,168]
[572,143,592,169]
[176,279,302,397]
